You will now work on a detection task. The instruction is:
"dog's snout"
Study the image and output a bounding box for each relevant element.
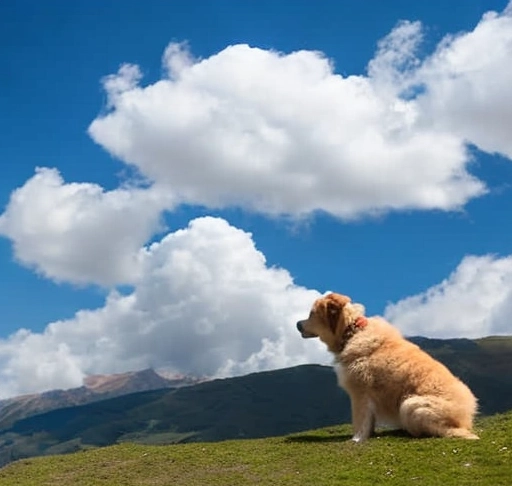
[297,319,316,339]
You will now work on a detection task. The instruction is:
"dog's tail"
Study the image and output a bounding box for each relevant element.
[443,427,479,440]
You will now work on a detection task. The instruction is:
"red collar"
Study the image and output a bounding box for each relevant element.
[335,316,369,354]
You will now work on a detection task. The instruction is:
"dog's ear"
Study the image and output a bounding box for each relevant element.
[326,301,341,333]
[325,294,351,333]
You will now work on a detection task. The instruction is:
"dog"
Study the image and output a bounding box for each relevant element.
[297,292,479,442]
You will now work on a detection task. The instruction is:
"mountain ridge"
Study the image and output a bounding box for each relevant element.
[0,368,203,431]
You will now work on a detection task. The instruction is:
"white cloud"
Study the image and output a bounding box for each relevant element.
[367,20,423,95]
[102,63,143,109]
[385,255,512,339]
[416,6,512,158]
[0,167,170,286]
[0,217,325,398]
[88,40,487,219]
[0,329,85,398]
[86,4,512,219]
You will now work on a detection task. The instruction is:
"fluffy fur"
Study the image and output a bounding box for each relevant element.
[297,292,479,442]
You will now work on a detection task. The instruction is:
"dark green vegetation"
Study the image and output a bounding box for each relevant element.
[0,336,511,469]
[0,412,510,485]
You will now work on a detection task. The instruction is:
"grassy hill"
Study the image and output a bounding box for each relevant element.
[0,411,510,486]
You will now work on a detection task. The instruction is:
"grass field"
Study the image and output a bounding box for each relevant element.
[0,412,510,486]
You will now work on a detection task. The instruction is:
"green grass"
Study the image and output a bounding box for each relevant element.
[0,412,510,486]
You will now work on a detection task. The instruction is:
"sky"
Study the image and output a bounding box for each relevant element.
[1,0,512,398]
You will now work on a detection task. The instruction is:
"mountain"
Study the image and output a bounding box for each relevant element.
[0,368,201,431]
[0,335,510,467]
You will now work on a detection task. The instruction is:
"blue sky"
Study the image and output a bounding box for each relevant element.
[0,0,511,397]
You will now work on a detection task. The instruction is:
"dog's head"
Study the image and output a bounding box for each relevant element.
[296,293,366,352]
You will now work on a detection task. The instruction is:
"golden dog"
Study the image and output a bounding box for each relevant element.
[297,293,479,442]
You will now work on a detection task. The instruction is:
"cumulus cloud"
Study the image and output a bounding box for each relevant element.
[385,255,512,339]
[0,330,85,397]
[417,7,512,158]
[0,167,170,286]
[0,217,325,398]
[88,39,487,219]
[367,20,423,94]
[86,4,512,220]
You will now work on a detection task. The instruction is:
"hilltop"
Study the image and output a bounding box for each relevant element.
[0,412,510,485]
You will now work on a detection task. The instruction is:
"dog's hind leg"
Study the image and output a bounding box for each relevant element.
[350,394,375,443]
[399,396,479,439]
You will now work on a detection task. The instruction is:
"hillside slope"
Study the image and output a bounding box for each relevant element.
[0,412,510,486]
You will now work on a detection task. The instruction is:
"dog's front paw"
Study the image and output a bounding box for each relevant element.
[351,434,366,443]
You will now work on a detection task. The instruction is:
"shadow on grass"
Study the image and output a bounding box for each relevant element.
[285,429,411,443]
[285,433,352,443]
